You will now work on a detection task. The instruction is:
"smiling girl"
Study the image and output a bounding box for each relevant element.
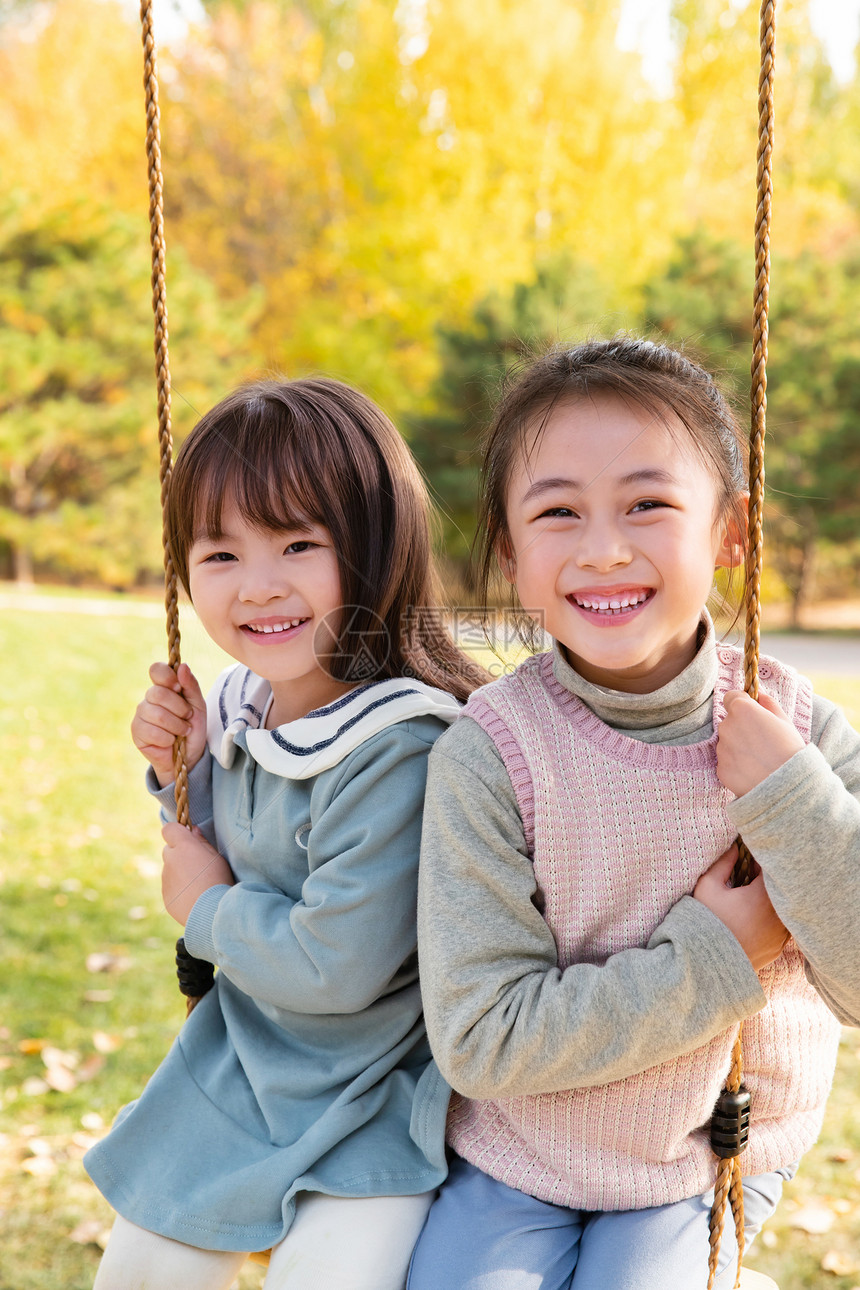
[85,378,486,1290]
[410,338,860,1289]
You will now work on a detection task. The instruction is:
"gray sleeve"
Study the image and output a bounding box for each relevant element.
[728,693,860,1026]
[418,718,767,1100]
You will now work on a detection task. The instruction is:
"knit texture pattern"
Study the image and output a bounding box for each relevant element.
[448,644,841,1211]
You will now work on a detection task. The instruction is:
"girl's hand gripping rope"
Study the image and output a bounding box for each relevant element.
[132,661,209,788]
[716,689,805,798]
[693,845,790,972]
[161,823,236,926]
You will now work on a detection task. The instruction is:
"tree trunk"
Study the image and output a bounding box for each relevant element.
[12,543,34,587]
[789,535,818,629]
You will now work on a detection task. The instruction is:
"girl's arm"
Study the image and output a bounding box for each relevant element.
[726,693,860,1026]
[418,719,767,1101]
[181,720,439,1014]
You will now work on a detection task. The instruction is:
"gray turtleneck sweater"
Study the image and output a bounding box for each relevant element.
[418,619,860,1099]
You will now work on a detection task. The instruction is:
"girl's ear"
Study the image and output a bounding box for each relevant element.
[714,497,748,570]
[496,537,517,584]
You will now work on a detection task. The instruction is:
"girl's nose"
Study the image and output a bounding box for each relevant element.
[575,520,632,571]
[237,562,290,603]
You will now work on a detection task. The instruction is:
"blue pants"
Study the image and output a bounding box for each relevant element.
[407,1155,795,1290]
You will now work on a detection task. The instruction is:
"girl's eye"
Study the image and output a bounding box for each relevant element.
[538,506,578,519]
[204,551,236,563]
[285,540,313,554]
[631,499,667,513]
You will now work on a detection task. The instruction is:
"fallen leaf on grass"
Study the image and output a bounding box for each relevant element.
[21,1077,49,1096]
[69,1219,111,1249]
[133,853,160,876]
[44,1066,77,1093]
[81,1111,104,1131]
[42,1047,81,1092]
[26,1137,53,1157]
[70,1131,101,1151]
[789,1205,835,1235]
[85,952,131,974]
[83,990,113,1004]
[21,1155,57,1177]
[92,1031,123,1055]
[822,1251,857,1276]
[830,1148,853,1163]
[42,1047,80,1071]
[76,1054,105,1083]
[17,1038,47,1055]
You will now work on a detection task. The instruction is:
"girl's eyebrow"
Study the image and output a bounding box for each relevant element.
[617,467,680,487]
[520,476,583,503]
[191,529,233,544]
[192,518,316,544]
[521,467,678,505]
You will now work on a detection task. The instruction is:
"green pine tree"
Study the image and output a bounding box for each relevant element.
[0,200,262,586]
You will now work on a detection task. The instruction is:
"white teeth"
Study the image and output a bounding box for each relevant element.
[574,592,649,614]
[248,618,304,634]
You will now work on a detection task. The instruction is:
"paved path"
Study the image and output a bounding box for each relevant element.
[0,590,165,618]
[757,633,858,677]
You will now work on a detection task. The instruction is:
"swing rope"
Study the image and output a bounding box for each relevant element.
[707,2,776,1286]
[141,0,213,1013]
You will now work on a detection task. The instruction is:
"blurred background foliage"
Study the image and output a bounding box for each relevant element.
[1,0,860,618]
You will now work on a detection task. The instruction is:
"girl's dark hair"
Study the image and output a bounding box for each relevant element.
[168,377,488,702]
[476,335,749,639]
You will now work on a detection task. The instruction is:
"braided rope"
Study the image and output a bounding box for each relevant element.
[141,0,189,828]
[142,2,217,1016]
[707,4,776,1286]
[707,1031,747,1289]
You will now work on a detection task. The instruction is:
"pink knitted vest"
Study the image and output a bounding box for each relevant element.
[447,643,841,1211]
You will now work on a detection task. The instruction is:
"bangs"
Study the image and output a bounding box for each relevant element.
[186,393,352,543]
[193,449,323,544]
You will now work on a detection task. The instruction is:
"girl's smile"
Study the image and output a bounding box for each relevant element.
[502,395,742,693]
[566,585,656,622]
[239,615,310,639]
[188,500,352,724]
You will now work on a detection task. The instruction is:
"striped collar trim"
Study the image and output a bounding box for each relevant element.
[206,666,460,779]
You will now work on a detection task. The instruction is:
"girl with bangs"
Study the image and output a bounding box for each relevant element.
[85,378,487,1290]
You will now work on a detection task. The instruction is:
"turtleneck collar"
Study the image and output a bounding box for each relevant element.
[551,613,719,744]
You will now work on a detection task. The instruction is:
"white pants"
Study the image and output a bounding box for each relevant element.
[93,1190,435,1290]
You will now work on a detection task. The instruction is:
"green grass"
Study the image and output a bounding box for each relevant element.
[0,593,858,1288]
